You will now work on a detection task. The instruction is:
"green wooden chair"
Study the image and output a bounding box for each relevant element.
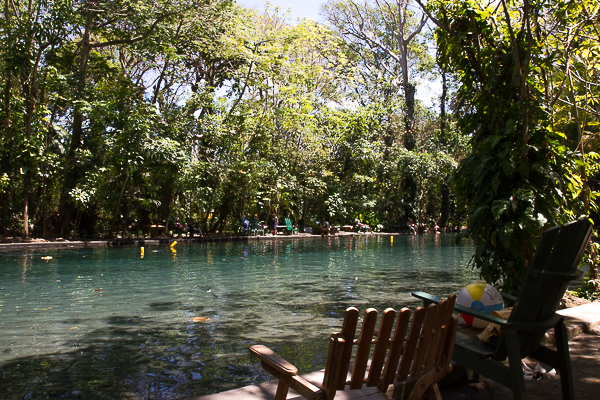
[412,218,593,400]
[285,218,299,235]
[250,217,264,236]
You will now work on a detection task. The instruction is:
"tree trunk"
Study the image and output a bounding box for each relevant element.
[1,0,12,235]
[401,50,417,221]
[23,182,29,237]
[41,182,47,238]
[440,69,447,139]
[122,201,129,239]
[403,82,416,151]
[159,187,173,236]
[21,45,43,238]
[57,10,93,237]
[439,70,449,229]
[0,194,7,236]
[440,182,450,229]
[109,167,130,238]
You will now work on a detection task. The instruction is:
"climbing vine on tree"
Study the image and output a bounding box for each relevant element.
[421,0,599,294]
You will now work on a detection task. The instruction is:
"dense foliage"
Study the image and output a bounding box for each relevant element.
[0,0,464,239]
[422,0,600,293]
[1,0,597,294]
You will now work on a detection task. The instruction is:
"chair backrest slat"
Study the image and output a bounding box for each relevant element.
[350,308,378,389]
[410,304,439,378]
[380,308,411,390]
[424,295,455,372]
[431,295,456,368]
[396,306,426,381]
[367,308,396,387]
[322,334,342,394]
[336,307,359,389]
[424,319,443,372]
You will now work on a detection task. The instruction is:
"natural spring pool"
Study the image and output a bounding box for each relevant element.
[0,234,477,399]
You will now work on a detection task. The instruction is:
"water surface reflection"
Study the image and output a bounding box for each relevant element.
[0,235,476,399]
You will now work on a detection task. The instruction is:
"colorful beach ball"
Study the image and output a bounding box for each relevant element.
[457,282,504,328]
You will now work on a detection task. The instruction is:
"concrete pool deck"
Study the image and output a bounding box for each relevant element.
[192,302,600,400]
[195,369,395,400]
[0,231,393,251]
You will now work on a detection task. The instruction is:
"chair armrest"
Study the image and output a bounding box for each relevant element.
[453,304,509,326]
[505,313,563,332]
[500,292,517,305]
[250,345,299,376]
[414,291,567,333]
[412,291,509,326]
[411,291,443,305]
[455,307,564,331]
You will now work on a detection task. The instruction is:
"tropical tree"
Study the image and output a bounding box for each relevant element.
[322,0,445,224]
[0,0,75,236]
[419,0,599,293]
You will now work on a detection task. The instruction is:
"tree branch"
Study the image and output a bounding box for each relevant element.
[414,0,449,31]
[405,10,428,44]
[89,12,176,48]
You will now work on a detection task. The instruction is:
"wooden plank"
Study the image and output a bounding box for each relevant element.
[405,368,445,400]
[397,306,425,381]
[260,363,292,400]
[261,357,327,400]
[425,310,444,371]
[443,315,459,367]
[429,299,451,368]
[322,334,339,394]
[326,333,347,400]
[367,307,396,387]
[289,375,327,400]
[434,295,457,366]
[380,307,411,390]
[250,345,298,376]
[410,303,439,378]
[350,308,378,389]
[274,380,290,400]
[427,296,455,370]
[337,307,359,389]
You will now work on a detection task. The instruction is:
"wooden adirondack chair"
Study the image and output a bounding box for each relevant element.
[412,218,593,400]
[250,294,458,400]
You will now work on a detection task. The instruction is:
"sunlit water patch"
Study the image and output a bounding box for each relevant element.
[0,235,476,399]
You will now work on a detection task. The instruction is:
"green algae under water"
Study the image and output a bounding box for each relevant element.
[0,235,477,399]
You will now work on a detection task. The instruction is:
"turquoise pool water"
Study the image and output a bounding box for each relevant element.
[0,235,477,399]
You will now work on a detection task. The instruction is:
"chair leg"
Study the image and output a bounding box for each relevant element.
[405,368,445,400]
[555,319,575,400]
[505,328,526,400]
[423,384,442,400]
[274,381,290,400]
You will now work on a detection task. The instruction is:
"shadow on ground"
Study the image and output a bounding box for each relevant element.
[440,327,600,400]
